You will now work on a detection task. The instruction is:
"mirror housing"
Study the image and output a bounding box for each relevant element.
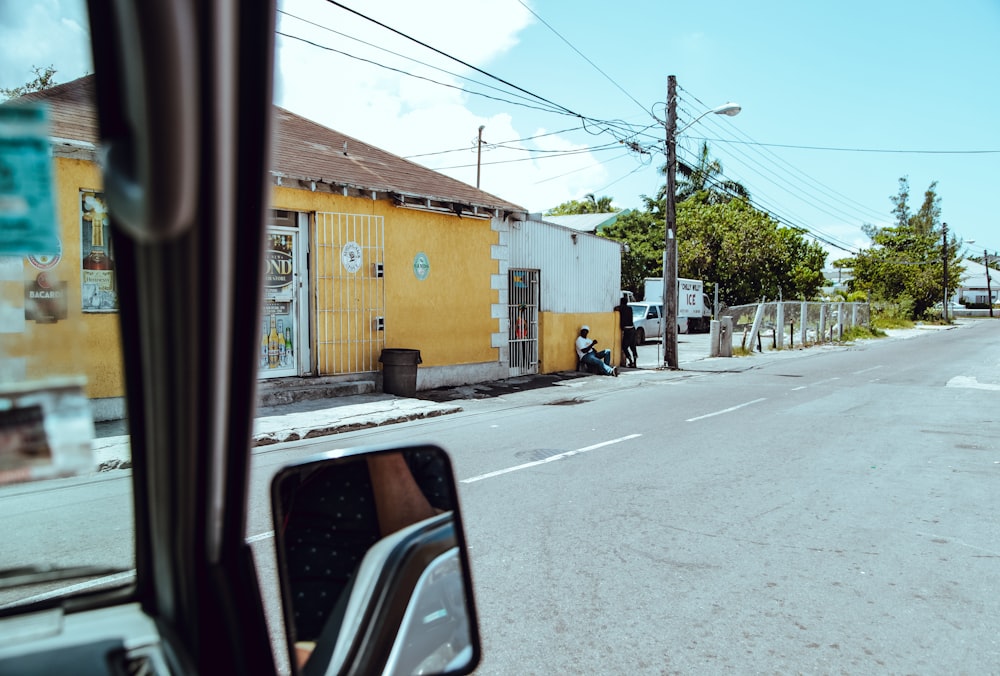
[271,444,480,675]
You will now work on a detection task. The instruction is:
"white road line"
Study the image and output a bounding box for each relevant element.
[0,571,136,610]
[686,398,767,422]
[791,386,807,391]
[811,377,841,386]
[460,434,642,484]
[853,365,883,375]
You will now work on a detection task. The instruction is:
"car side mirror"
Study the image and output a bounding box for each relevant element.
[271,444,480,676]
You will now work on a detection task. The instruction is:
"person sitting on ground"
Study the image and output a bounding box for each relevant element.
[575,325,618,377]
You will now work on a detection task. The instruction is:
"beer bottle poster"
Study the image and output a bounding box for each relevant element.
[80,190,117,312]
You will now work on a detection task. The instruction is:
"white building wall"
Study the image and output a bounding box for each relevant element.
[509,218,621,313]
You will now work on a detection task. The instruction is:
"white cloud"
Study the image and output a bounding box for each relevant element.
[275,0,611,212]
[1,1,91,90]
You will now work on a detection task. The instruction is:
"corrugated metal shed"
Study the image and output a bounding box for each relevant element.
[510,217,621,313]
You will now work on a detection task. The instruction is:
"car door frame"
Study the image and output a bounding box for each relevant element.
[86,1,278,673]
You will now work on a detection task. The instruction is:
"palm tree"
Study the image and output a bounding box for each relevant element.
[667,142,749,205]
[581,193,616,213]
[545,193,619,215]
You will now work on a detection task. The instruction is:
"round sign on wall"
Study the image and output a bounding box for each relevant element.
[341,241,363,273]
[412,252,430,280]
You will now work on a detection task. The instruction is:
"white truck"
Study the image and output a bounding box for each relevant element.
[642,277,712,333]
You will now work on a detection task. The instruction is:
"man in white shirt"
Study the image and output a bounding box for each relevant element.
[575,325,618,376]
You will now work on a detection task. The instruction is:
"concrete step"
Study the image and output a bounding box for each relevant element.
[256,376,377,408]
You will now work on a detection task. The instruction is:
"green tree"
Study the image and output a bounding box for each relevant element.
[678,141,750,203]
[1,65,57,101]
[600,209,663,295]
[601,192,827,304]
[677,195,826,304]
[653,141,749,206]
[545,193,618,215]
[848,178,961,318]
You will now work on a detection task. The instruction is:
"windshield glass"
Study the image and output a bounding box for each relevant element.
[0,0,134,608]
[629,304,647,319]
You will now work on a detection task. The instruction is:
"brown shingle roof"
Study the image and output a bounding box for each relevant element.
[18,75,526,216]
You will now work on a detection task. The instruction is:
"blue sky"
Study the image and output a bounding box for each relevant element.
[273,0,1000,260]
[8,1,1000,261]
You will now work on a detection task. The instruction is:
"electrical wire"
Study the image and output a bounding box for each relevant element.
[514,0,649,117]
[426,144,626,172]
[276,31,570,116]
[678,87,891,224]
[402,126,587,159]
[285,3,897,248]
[323,0,583,118]
[278,9,575,116]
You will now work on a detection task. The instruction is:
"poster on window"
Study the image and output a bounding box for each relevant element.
[259,231,297,374]
[80,190,117,312]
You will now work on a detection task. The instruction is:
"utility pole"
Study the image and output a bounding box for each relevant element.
[476,125,485,189]
[986,249,994,318]
[662,75,679,369]
[942,222,949,321]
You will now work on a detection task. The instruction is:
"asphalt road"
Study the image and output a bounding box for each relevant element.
[245,320,999,673]
[3,321,998,673]
[450,321,1000,674]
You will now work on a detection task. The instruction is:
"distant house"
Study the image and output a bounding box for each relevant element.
[957,258,997,306]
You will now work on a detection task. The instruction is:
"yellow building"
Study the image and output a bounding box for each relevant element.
[3,76,621,421]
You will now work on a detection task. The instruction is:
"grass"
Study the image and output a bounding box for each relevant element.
[871,316,914,330]
[839,325,887,341]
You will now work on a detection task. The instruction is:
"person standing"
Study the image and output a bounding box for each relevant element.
[575,325,618,376]
[616,296,637,368]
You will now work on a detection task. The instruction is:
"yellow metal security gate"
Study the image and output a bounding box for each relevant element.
[314,213,385,375]
[509,269,539,375]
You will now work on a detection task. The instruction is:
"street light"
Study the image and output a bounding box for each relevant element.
[662,75,741,369]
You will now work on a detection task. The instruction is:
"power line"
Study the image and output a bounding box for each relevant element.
[514,0,649,117]
[278,10,569,116]
[695,137,1000,155]
[324,0,583,118]
[677,87,890,222]
[287,5,892,248]
[676,95,888,224]
[533,152,635,185]
[426,143,626,172]
[276,31,569,116]
[402,126,587,159]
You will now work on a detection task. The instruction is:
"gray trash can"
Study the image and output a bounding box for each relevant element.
[379,348,422,397]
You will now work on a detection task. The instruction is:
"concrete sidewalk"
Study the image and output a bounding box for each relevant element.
[91,321,960,470]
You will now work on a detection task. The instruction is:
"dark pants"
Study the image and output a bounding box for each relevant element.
[621,327,637,366]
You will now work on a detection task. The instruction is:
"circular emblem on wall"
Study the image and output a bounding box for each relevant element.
[341,241,363,273]
[28,239,62,270]
[412,252,430,281]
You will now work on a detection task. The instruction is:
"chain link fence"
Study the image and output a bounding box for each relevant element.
[719,301,871,352]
